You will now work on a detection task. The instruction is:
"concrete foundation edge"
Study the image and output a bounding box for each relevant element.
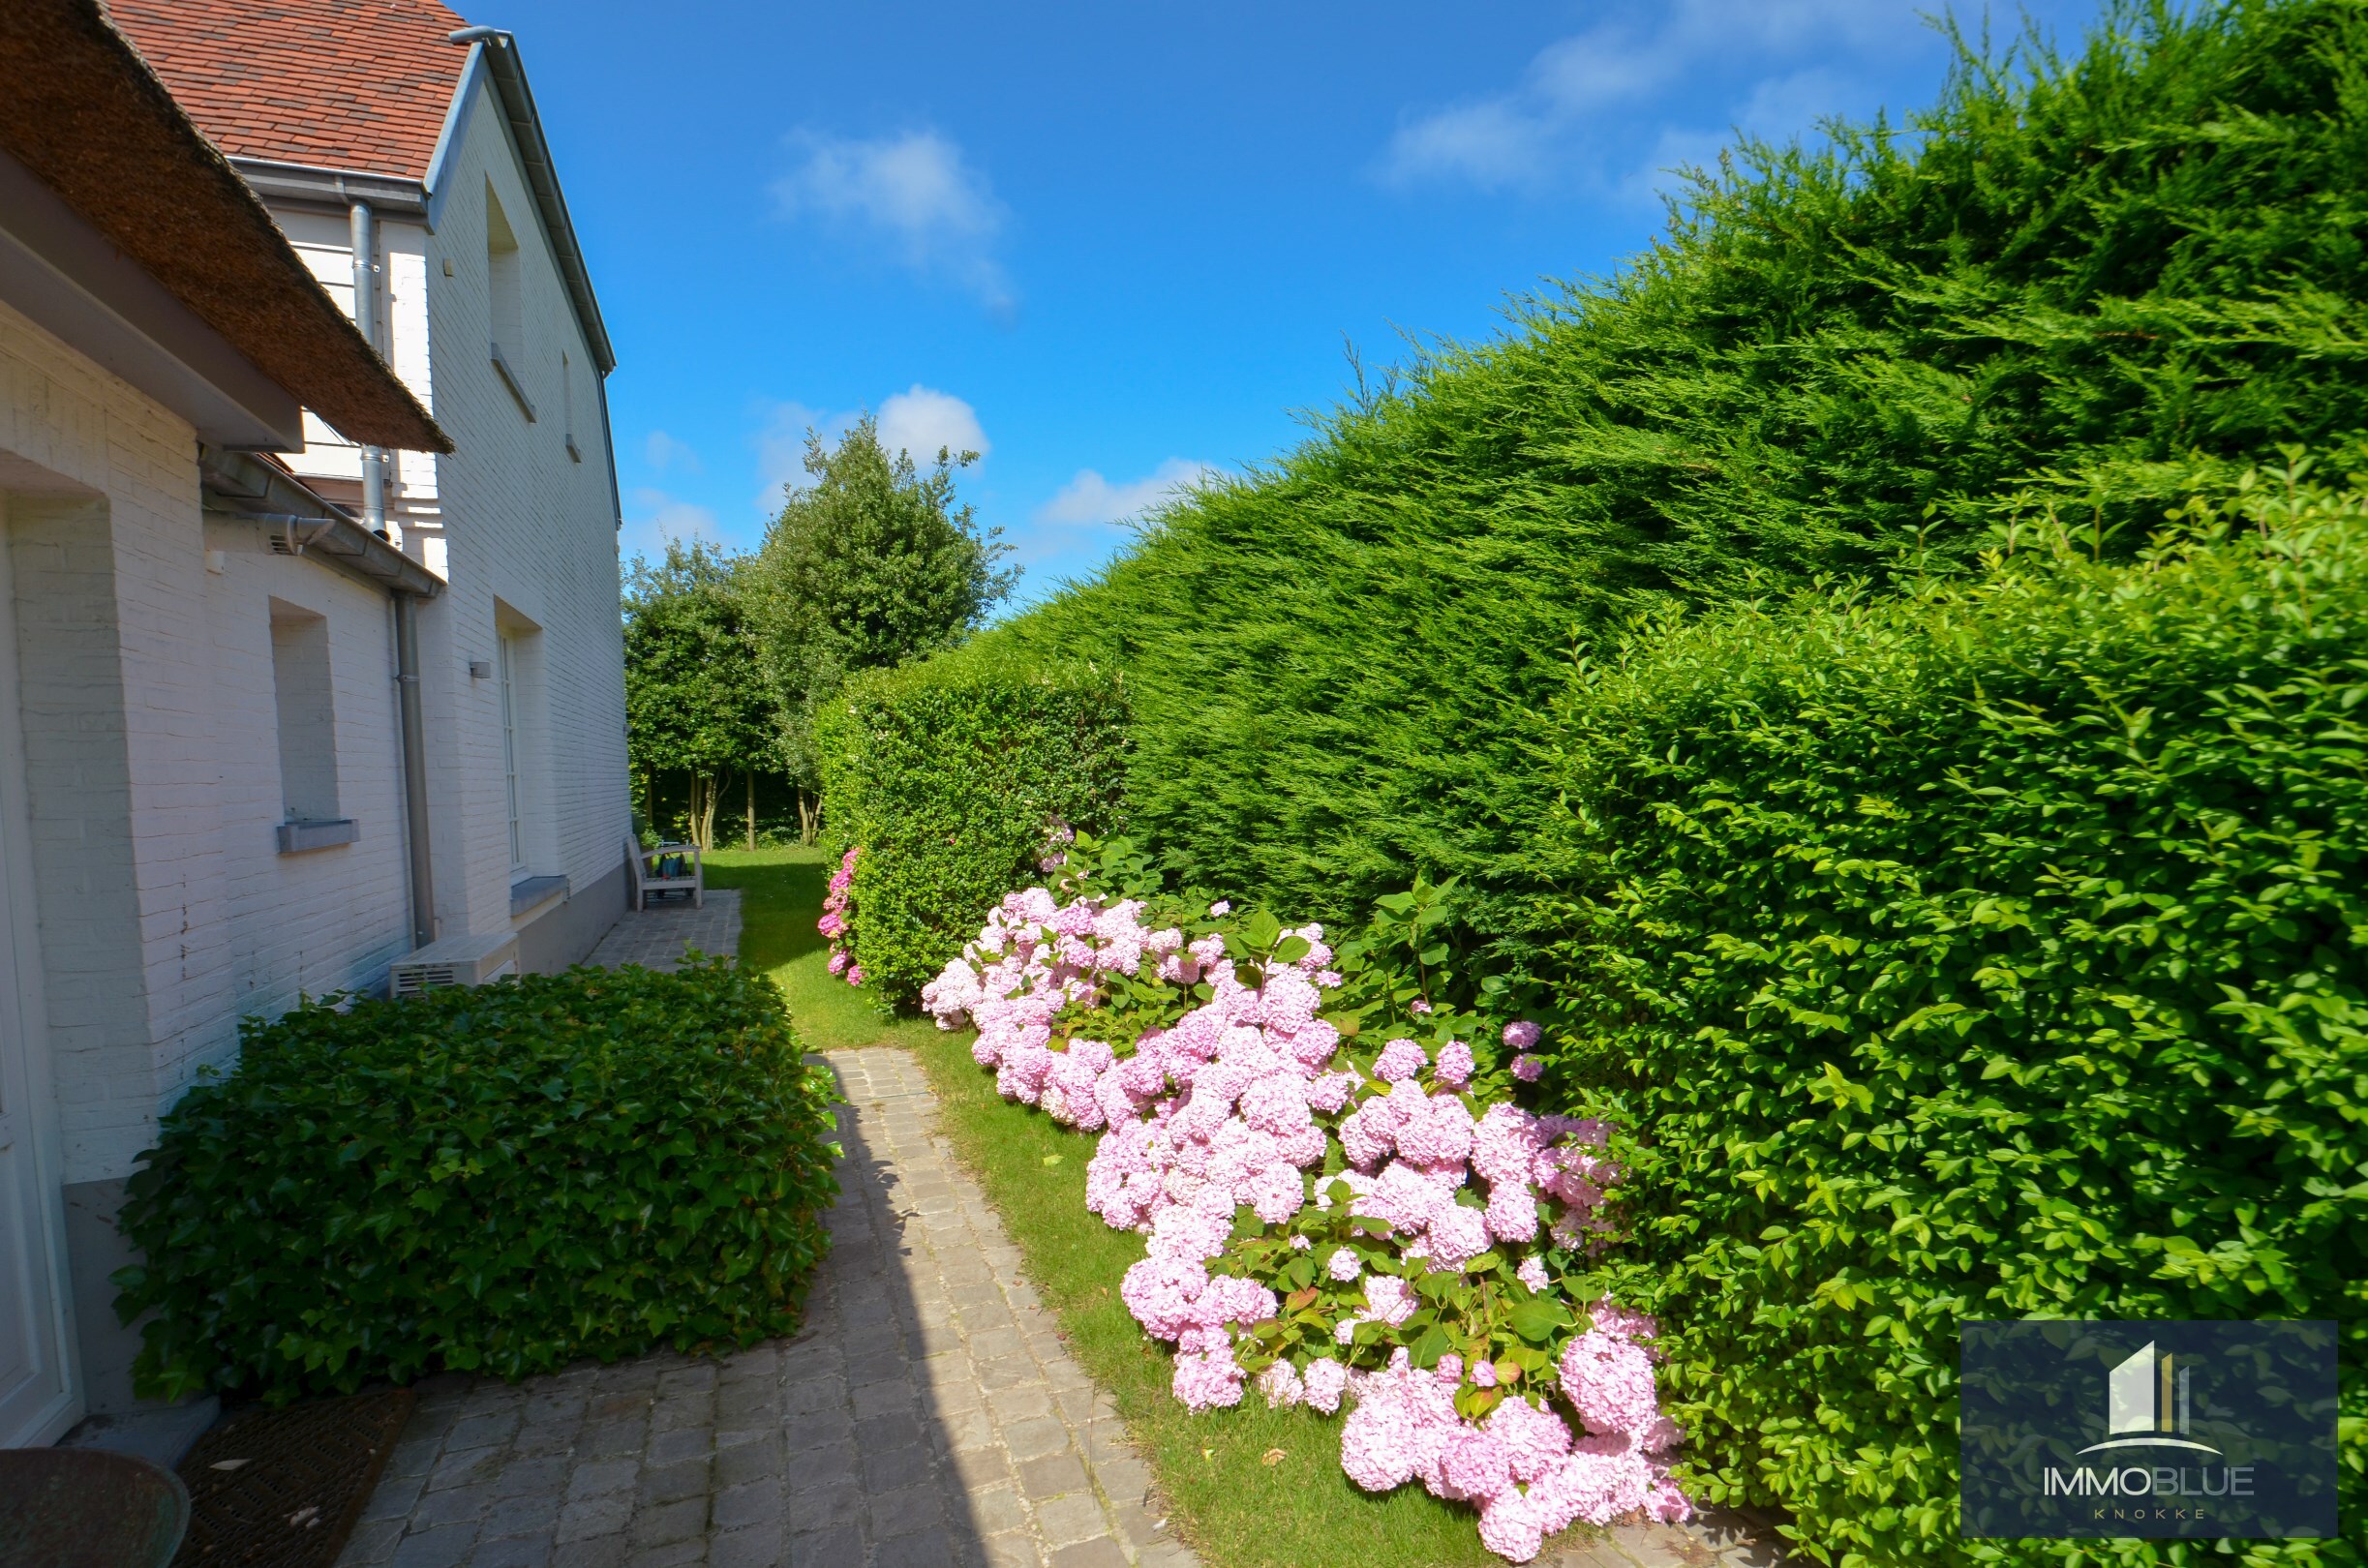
[513,856,625,975]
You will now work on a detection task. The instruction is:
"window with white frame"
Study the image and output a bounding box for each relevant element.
[269,600,338,823]
[498,630,525,871]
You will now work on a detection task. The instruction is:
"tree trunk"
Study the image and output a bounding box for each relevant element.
[745,771,756,851]
[796,788,820,845]
[693,771,724,852]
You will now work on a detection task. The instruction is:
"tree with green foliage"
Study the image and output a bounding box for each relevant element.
[622,540,776,849]
[744,416,1016,839]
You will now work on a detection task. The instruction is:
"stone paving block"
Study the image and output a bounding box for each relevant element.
[566,1461,641,1500]
[339,1515,406,1566]
[1047,1538,1130,1568]
[465,1530,552,1568]
[1017,1453,1090,1502]
[864,1481,945,1539]
[549,1538,627,1568]
[389,1523,475,1568]
[1031,1493,1108,1552]
[702,1525,784,1568]
[625,1496,707,1550]
[876,1530,960,1568]
[554,1494,632,1545]
[982,1532,1044,1568]
[477,1493,562,1541]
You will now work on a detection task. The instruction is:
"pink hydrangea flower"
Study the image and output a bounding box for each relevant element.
[1375,1039,1428,1082]
[1208,899,1231,916]
[1302,1357,1349,1414]
[1502,1020,1542,1051]
[1434,1039,1475,1090]
[1326,1247,1362,1283]
[1511,1054,1544,1082]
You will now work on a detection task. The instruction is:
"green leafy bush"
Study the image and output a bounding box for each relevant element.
[815,645,1129,1003]
[1545,482,2368,1564]
[114,960,841,1402]
[994,0,2368,950]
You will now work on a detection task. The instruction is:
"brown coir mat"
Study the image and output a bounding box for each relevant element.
[171,1388,416,1568]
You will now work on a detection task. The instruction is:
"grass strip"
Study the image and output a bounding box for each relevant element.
[706,846,1503,1566]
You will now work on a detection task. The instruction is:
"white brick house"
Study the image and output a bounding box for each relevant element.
[0,0,630,1441]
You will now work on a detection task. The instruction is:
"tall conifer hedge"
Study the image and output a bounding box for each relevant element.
[1002,0,2368,950]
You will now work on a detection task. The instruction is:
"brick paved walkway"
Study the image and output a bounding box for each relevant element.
[335,1046,1192,1568]
[583,889,742,973]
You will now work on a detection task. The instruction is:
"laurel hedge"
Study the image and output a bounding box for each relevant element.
[1544,489,2368,1565]
[814,645,1129,1003]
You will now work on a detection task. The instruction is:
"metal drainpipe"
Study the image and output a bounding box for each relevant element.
[349,201,389,536]
[395,594,437,948]
[352,199,437,947]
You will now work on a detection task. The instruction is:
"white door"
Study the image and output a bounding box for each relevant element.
[0,501,77,1445]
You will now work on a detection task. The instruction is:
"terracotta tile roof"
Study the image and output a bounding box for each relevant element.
[105,0,471,180]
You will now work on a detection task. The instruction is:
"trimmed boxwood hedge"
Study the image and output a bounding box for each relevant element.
[815,645,1128,1005]
[113,959,840,1402]
[1545,492,2368,1565]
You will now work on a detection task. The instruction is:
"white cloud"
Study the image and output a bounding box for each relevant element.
[1381,0,1927,195]
[750,400,835,516]
[877,385,988,466]
[772,129,1014,312]
[643,430,701,475]
[621,486,721,562]
[1037,459,1220,527]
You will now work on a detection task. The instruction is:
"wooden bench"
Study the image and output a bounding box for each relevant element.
[626,833,703,910]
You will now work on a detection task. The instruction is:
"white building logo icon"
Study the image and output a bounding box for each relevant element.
[2077,1342,2223,1458]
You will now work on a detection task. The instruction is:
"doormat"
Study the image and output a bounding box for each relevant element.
[171,1388,416,1568]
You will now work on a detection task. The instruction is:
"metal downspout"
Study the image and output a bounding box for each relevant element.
[349,201,389,537]
[396,595,436,948]
[353,198,435,947]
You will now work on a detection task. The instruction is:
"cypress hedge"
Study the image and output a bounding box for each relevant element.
[1547,487,2367,1565]
[1001,0,2368,951]
[815,647,1129,1003]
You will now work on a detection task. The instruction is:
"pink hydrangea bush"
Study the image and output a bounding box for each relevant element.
[817,847,864,987]
[919,857,1688,1561]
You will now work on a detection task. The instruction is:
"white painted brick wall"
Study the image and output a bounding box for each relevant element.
[260,112,627,945]
[412,99,628,940]
[2,297,416,1184]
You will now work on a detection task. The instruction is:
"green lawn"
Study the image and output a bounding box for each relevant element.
[710,845,1501,1567]
[702,846,946,1053]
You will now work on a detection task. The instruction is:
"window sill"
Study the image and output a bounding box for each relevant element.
[277,819,357,854]
[490,342,537,422]
[510,873,570,920]
[564,433,581,463]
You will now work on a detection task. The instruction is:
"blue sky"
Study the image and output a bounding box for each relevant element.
[476,0,2107,608]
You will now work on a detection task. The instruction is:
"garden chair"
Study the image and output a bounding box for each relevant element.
[626,832,703,910]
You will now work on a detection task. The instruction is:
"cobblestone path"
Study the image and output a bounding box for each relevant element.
[335,1045,1193,1568]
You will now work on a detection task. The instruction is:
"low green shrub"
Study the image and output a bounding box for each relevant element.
[114,960,841,1402]
[1544,481,2368,1564]
[815,644,1128,1004]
